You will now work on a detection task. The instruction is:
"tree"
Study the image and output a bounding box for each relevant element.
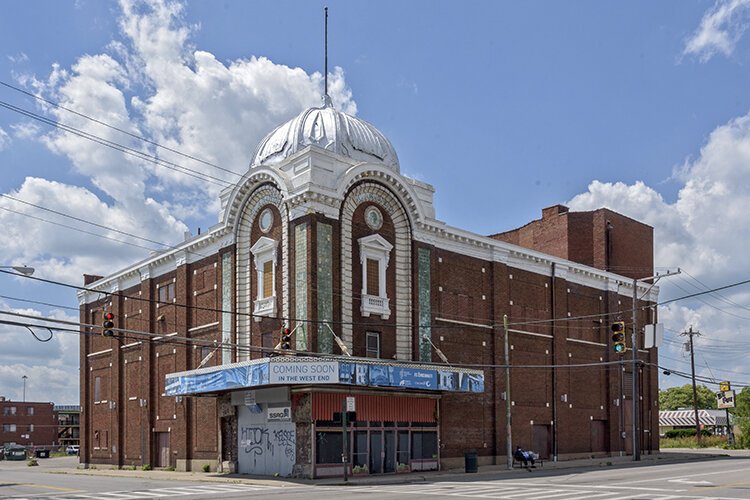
[659,384,717,411]
[730,387,750,448]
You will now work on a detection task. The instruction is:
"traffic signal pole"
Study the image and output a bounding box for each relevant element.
[631,278,639,461]
[630,269,680,461]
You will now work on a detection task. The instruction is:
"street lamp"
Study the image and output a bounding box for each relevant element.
[0,266,35,276]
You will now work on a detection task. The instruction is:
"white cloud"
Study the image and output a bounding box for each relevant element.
[1,0,356,286]
[0,177,183,284]
[7,52,29,64]
[684,0,750,62]
[569,107,750,388]
[0,127,9,151]
[0,304,80,404]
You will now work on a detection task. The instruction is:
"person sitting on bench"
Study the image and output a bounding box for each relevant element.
[514,446,535,467]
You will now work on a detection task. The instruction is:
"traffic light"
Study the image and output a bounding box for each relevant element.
[102,312,115,337]
[611,321,626,354]
[280,327,292,350]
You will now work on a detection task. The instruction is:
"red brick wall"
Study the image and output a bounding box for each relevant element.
[0,401,57,448]
[490,205,653,280]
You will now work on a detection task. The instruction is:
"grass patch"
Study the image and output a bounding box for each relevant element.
[660,435,728,448]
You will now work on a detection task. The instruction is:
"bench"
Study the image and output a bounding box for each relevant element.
[512,456,543,468]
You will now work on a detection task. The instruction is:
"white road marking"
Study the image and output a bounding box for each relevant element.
[668,478,713,485]
[610,465,750,485]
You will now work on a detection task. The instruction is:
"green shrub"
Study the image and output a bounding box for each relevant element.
[664,428,712,439]
[142,464,152,471]
[202,463,210,473]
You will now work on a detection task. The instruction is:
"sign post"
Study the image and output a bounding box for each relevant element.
[717,381,735,445]
[342,397,349,482]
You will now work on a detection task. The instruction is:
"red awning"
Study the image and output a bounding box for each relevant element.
[312,393,437,422]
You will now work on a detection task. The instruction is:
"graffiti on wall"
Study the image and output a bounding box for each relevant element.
[273,429,295,460]
[240,425,295,468]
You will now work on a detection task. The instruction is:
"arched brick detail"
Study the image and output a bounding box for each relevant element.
[341,182,412,359]
[234,183,289,360]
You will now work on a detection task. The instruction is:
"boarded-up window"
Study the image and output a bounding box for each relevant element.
[159,282,175,303]
[263,260,274,298]
[94,376,101,402]
[366,332,380,358]
[367,258,379,296]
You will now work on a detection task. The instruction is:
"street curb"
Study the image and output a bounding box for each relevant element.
[43,449,742,487]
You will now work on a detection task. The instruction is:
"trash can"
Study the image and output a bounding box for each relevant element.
[464,451,478,473]
[35,449,50,458]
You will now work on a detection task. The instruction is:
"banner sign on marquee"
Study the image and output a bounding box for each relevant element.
[165,358,484,396]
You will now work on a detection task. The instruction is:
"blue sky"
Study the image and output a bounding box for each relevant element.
[2,0,750,404]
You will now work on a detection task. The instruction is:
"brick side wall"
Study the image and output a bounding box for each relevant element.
[0,401,57,448]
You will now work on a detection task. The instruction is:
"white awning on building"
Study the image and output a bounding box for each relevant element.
[659,409,728,427]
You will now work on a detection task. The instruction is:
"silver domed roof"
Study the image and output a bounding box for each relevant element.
[251,97,399,171]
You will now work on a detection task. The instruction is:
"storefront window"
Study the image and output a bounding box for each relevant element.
[411,432,438,460]
[397,431,409,465]
[316,431,346,464]
[353,431,368,467]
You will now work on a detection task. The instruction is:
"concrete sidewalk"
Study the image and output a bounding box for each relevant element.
[46,448,744,487]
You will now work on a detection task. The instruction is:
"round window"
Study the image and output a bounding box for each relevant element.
[364,206,383,231]
[259,208,274,233]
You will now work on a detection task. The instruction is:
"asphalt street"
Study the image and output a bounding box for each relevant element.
[1,451,749,499]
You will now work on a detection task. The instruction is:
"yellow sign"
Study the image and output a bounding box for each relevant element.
[719,381,731,392]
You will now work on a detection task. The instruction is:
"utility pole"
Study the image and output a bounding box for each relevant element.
[681,326,702,443]
[503,314,512,470]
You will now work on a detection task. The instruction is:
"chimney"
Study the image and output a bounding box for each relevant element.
[542,204,569,219]
[83,274,104,285]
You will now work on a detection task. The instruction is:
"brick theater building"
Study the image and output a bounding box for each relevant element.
[78,96,659,477]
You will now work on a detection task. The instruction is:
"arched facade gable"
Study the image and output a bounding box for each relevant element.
[221,167,291,230]
[338,163,425,227]
[340,181,413,359]
[234,182,289,361]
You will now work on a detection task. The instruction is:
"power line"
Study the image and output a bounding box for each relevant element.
[0,294,79,312]
[0,99,231,187]
[0,79,244,179]
[5,268,750,335]
[0,205,156,252]
[0,194,217,260]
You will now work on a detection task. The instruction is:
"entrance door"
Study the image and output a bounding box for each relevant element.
[591,420,607,453]
[383,431,396,473]
[156,432,170,468]
[369,432,383,474]
[531,424,551,459]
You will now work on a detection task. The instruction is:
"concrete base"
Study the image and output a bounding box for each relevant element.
[176,459,219,472]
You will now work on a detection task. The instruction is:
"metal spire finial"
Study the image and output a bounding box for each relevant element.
[324,7,329,101]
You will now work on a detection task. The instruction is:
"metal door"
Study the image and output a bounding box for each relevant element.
[156,432,170,468]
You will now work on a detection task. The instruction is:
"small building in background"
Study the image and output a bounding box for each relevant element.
[55,405,81,449]
[658,409,731,436]
[0,396,57,449]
